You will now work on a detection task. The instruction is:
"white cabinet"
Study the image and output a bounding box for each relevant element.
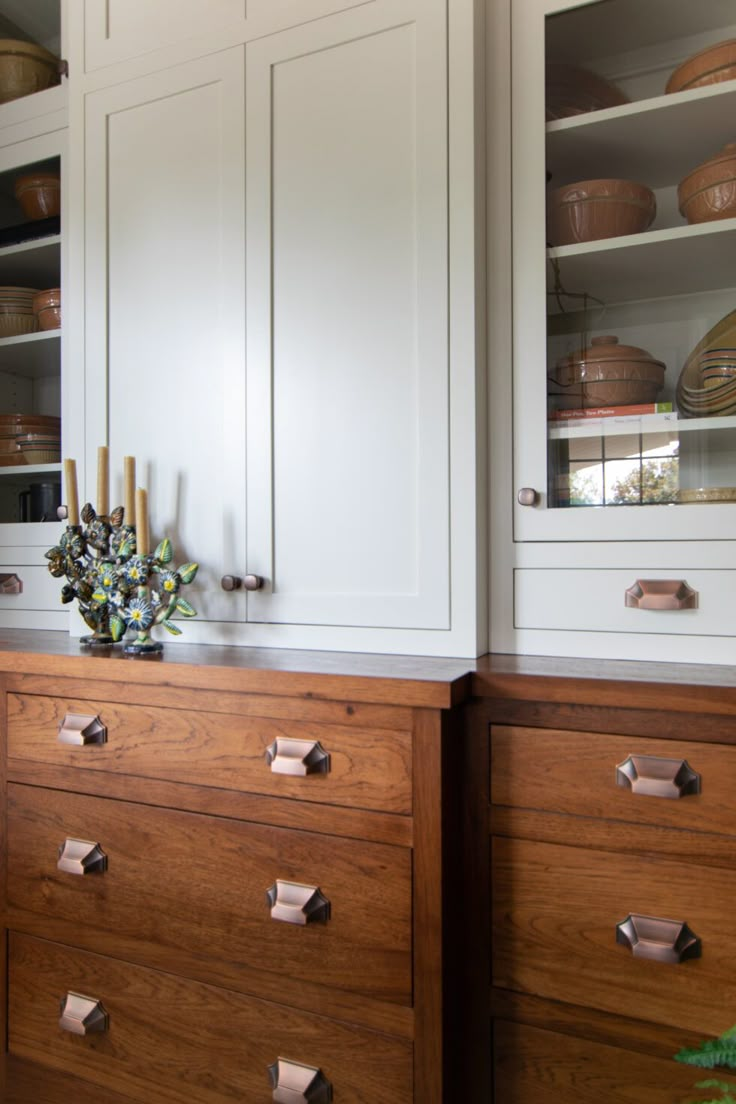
[490,0,736,663]
[81,0,485,656]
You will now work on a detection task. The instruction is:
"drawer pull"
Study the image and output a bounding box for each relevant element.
[268,1058,333,1103]
[0,572,22,594]
[58,712,107,746]
[625,579,698,609]
[616,914,701,964]
[265,737,330,777]
[616,755,701,799]
[57,838,108,876]
[59,992,109,1036]
[266,880,331,926]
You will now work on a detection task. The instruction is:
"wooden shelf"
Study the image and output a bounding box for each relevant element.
[549,413,736,440]
[0,329,60,378]
[546,82,736,189]
[0,462,61,479]
[0,235,60,287]
[547,217,736,306]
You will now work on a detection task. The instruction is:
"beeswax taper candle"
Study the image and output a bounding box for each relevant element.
[97,445,109,516]
[123,456,136,527]
[135,487,149,555]
[63,458,79,526]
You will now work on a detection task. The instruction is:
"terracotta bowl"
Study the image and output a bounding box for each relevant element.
[666,38,736,94]
[547,179,656,246]
[678,143,736,224]
[545,63,630,121]
[14,171,60,221]
[0,39,59,105]
[550,335,666,409]
[32,287,60,330]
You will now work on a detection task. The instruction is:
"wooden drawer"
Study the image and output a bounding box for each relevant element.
[492,836,736,1037]
[8,932,413,1104]
[494,1021,700,1104]
[8,784,412,1005]
[492,725,736,837]
[7,692,412,814]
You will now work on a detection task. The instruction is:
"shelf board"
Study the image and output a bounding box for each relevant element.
[549,412,736,440]
[0,462,61,478]
[547,82,736,189]
[0,235,60,286]
[0,329,60,378]
[547,218,736,306]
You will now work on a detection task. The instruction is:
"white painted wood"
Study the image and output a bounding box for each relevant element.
[0,562,62,610]
[245,0,450,630]
[82,0,375,74]
[0,236,60,287]
[84,50,247,624]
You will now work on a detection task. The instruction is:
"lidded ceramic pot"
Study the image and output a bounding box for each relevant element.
[678,143,736,224]
[551,335,666,408]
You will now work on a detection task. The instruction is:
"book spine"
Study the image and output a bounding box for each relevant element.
[550,402,673,421]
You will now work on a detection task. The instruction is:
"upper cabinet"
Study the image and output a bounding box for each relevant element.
[79,0,485,656]
[511,0,736,544]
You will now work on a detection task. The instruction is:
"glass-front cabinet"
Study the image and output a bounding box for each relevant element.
[513,0,736,542]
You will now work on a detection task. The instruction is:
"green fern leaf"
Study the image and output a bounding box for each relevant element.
[676,1036,736,1069]
[161,619,182,635]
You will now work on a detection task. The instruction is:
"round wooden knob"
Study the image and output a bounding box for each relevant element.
[221,575,242,591]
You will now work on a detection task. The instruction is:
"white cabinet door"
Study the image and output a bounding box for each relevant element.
[245,0,450,629]
[84,49,247,624]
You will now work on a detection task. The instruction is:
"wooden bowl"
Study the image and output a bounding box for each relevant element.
[678,144,736,224]
[14,172,60,221]
[547,179,656,246]
[666,38,736,94]
[0,39,59,104]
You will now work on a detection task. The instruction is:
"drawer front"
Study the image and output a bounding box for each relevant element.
[8,785,412,1005]
[7,692,412,814]
[515,568,727,636]
[9,932,413,1104]
[492,836,736,1037]
[492,725,736,836]
[494,1021,700,1104]
[0,564,66,627]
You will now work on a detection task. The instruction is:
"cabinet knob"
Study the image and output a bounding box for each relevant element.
[0,573,22,594]
[57,504,69,520]
[59,992,109,1036]
[625,579,698,609]
[265,737,331,777]
[266,880,331,926]
[268,1058,333,1103]
[517,487,539,506]
[57,838,108,876]
[616,914,701,964]
[221,574,264,591]
[57,713,107,746]
[616,754,701,799]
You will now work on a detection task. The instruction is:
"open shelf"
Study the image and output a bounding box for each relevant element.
[0,329,60,378]
[0,234,60,286]
[0,462,60,478]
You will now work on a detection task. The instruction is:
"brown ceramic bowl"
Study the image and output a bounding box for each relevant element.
[545,63,630,121]
[547,179,656,246]
[32,287,60,330]
[551,335,666,409]
[678,143,736,224]
[0,39,59,104]
[14,171,60,221]
[666,38,736,94]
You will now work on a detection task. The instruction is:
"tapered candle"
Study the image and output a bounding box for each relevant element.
[63,458,79,526]
[136,487,149,555]
[123,456,136,527]
[97,445,109,516]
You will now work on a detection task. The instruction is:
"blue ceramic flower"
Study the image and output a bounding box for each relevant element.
[123,556,149,586]
[159,570,181,596]
[125,597,154,630]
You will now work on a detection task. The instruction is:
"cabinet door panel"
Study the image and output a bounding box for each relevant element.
[84,51,246,623]
[245,1,450,629]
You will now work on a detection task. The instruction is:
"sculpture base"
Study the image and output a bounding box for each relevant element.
[123,639,164,655]
[79,634,114,648]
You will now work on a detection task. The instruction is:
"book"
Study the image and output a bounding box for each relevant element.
[549,402,674,422]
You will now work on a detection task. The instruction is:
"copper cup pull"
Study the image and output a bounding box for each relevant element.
[616,755,701,799]
[625,579,698,609]
[0,572,22,594]
[58,712,107,746]
[59,992,109,1035]
[57,838,108,875]
[266,880,331,926]
[268,1058,333,1103]
[265,737,331,777]
[616,914,701,964]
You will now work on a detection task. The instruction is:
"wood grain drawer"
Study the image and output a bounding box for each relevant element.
[8,932,413,1104]
[8,784,412,1005]
[7,692,412,814]
[494,1021,700,1104]
[492,836,736,1037]
[492,725,736,836]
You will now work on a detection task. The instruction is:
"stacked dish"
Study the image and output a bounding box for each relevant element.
[0,286,39,337]
[676,310,736,417]
[0,413,60,466]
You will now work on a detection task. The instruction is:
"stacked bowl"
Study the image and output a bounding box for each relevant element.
[0,413,60,466]
[0,286,39,337]
[676,310,736,417]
